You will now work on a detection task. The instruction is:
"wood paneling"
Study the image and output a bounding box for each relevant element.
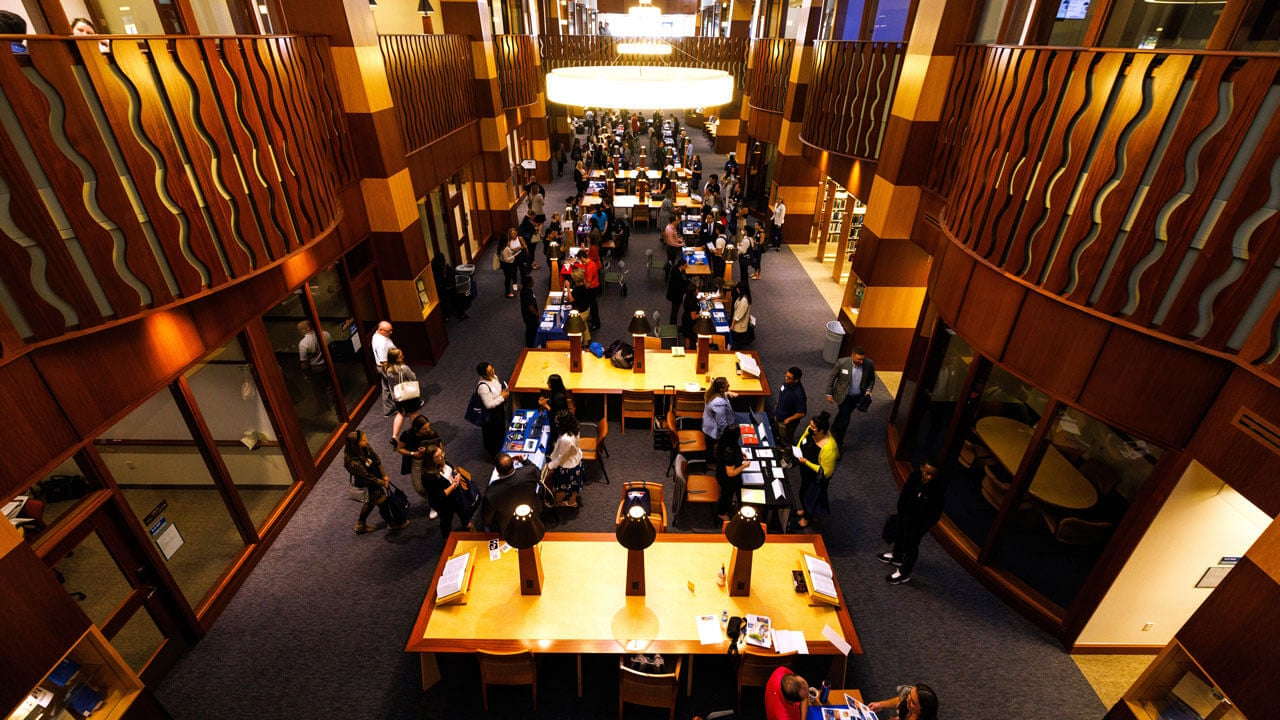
[1002,292,1108,402]
[494,34,539,109]
[928,240,974,325]
[1078,327,1231,448]
[749,38,793,114]
[379,34,475,154]
[0,358,82,492]
[954,260,1024,360]
[925,45,1280,374]
[1178,558,1280,720]
[800,41,906,160]
[1185,368,1280,517]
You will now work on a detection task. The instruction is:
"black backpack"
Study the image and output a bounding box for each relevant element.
[607,340,634,369]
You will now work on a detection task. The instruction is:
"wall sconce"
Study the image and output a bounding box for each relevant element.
[725,505,765,596]
[616,504,657,595]
[502,503,546,595]
[693,311,717,374]
[564,310,588,372]
[628,310,652,373]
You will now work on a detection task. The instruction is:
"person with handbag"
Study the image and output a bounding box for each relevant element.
[543,410,584,508]
[791,412,839,530]
[879,460,944,585]
[422,446,472,538]
[381,349,422,445]
[825,345,876,450]
[344,430,409,534]
[475,361,509,457]
[397,415,442,520]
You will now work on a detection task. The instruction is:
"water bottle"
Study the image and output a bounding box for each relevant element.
[819,680,830,704]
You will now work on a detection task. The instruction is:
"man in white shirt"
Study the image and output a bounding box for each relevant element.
[770,197,786,251]
[297,320,333,416]
[371,321,398,420]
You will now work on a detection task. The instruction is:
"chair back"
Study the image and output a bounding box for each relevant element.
[674,390,704,418]
[619,656,682,717]
[1055,516,1114,545]
[545,340,570,350]
[478,649,537,711]
[581,416,608,458]
[617,480,667,531]
[737,648,796,708]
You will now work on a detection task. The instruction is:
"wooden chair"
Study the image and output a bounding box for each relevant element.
[478,649,537,712]
[673,454,719,519]
[980,465,1011,509]
[619,655,683,720]
[708,336,725,350]
[737,647,797,710]
[620,390,655,435]
[642,336,665,352]
[665,405,707,476]
[614,481,668,531]
[580,416,611,484]
[632,202,650,230]
[674,390,704,419]
[545,340,571,350]
[1042,510,1114,545]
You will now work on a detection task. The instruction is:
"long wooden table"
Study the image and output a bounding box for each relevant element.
[511,348,769,407]
[407,533,861,689]
[975,416,1098,510]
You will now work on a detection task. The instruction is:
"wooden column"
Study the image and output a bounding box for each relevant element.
[715,0,754,155]
[767,0,823,247]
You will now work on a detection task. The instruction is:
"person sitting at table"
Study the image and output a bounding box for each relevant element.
[423,446,474,538]
[702,376,736,458]
[730,284,753,347]
[792,412,838,530]
[539,374,575,439]
[764,666,809,720]
[714,424,749,521]
[544,410,584,508]
[867,684,939,720]
[473,453,542,532]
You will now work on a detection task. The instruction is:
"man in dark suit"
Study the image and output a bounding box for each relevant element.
[824,345,876,449]
[472,453,542,533]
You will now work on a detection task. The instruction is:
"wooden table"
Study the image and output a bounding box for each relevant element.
[407,533,860,689]
[974,417,1099,510]
[511,348,768,408]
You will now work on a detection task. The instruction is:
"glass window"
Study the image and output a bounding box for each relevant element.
[1100,0,1220,49]
[52,531,133,629]
[112,606,167,673]
[991,405,1163,608]
[11,457,96,541]
[975,0,1013,43]
[67,0,185,34]
[98,389,248,611]
[183,338,297,533]
[904,329,974,464]
[186,0,282,33]
[310,266,374,419]
[870,0,910,41]
[1239,3,1280,51]
[1042,0,1096,46]
[264,289,341,456]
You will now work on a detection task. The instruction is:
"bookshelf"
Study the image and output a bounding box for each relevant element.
[1118,641,1243,720]
[5,626,143,720]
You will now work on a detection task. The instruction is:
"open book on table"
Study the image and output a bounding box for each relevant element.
[436,549,475,605]
[800,552,840,606]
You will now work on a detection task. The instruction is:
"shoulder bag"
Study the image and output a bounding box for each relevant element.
[464,382,492,427]
[392,367,420,402]
[347,473,368,504]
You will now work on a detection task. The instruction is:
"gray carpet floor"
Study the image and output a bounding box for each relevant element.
[155,116,1106,719]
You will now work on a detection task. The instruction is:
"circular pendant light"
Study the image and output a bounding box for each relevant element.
[546,66,733,109]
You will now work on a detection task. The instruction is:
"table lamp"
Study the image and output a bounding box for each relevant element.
[693,311,717,374]
[628,310,652,373]
[616,504,657,595]
[723,243,737,284]
[502,503,546,595]
[725,505,765,596]
[547,241,562,281]
[564,310,588,373]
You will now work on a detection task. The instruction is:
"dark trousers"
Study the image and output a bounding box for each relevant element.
[481,409,506,457]
[524,318,539,348]
[832,394,861,449]
[669,299,682,325]
[771,223,783,249]
[892,523,929,576]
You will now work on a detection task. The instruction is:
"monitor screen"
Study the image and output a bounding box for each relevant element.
[1056,0,1090,20]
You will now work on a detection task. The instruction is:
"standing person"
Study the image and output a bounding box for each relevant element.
[867,684,940,720]
[764,667,809,720]
[773,366,807,462]
[476,361,510,457]
[381,348,423,445]
[397,414,441,520]
[657,193,676,230]
[730,284,752,347]
[344,430,408,533]
[662,216,684,263]
[544,410,584,507]
[880,461,945,584]
[701,377,736,458]
[519,274,540,349]
[0,11,27,53]
[714,425,749,521]
[296,320,333,415]
[770,196,786,251]
[690,154,703,192]
[825,346,876,450]
[665,256,689,325]
[422,446,472,538]
[538,373,575,441]
[574,160,588,196]
[554,141,567,177]
[724,151,739,179]
[500,228,525,298]
[584,245,603,331]
[370,321,398,431]
[791,412,838,530]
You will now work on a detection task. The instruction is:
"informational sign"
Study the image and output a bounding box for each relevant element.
[1056,0,1089,20]
[148,515,185,560]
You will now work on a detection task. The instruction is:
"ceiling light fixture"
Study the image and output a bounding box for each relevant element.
[546,66,733,109]
[617,40,673,55]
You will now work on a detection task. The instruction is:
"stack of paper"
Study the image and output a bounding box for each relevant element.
[772,629,809,654]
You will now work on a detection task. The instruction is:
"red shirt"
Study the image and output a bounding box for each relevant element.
[764,667,803,720]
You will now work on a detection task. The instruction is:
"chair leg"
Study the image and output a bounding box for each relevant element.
[599,457,610,484]
[482,683,488,713]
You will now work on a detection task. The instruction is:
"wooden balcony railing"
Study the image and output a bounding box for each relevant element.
[0,36,354,357]
[926,45,1280,376]
[495,34,539,109]
[748,38,794,114]
[801,41,905,159]
[379,34,475,154]
[537,35,749,92]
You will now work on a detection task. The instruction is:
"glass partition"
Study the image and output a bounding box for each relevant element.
[1100,0,1218,49]
[264,289,340,456]
[306,266,374,431]
[10,456,96,541]
[183,338,296,532]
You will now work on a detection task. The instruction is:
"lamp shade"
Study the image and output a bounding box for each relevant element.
[724,506,765,551]
[693,311,717,336]
[616,504,657,550]
[564,310,588,335]
[546,241,562,260]
[723,243,738,262]
[628,310,652,336]
[502,504,545,549]
[417,0,433,14]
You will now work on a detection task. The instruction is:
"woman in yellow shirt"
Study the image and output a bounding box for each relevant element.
[791,411,839,529]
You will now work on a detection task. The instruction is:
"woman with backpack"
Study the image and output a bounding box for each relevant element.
[344,430,408,534]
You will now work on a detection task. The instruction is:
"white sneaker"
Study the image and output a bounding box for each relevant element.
[428,509,439,520]
[886,570,910,585]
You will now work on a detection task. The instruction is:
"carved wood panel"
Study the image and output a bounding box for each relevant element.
[801,41,906,160]
[495,34,539,109]
[379,34,475,154]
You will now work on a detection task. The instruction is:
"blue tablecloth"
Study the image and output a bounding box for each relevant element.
[535,292,570,346]
[683,247,710,271]
[734,410,789,510]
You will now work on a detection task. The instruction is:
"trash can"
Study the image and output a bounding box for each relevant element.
[822,320,845,364]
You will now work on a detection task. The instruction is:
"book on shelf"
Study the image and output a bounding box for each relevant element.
[47,658,80,688]
[66,683,105,718]
[436,549,475,605]
[799,552,840,606]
